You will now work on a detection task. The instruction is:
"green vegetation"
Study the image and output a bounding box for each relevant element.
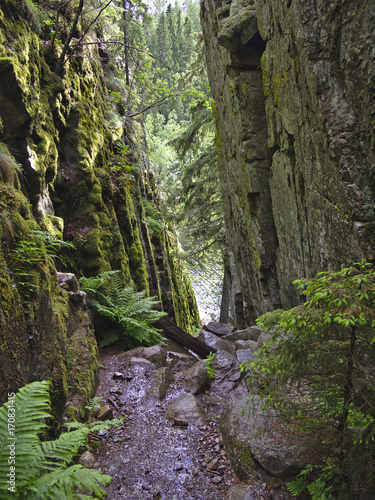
[205,351,216,379]
[243,261,375,497]
[0,380,111,499]
[79,270,167,348]
[10,230,75,300]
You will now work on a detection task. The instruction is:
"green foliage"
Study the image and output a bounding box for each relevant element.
[287,460,340,499]
[0,381,111,499]
[84,397,102,413]
[79,271,167,348]
[143,198,164,236]
[10,230,76,299]
[64,418,124,434]
[205,352,216,379]
[243,261,375,495]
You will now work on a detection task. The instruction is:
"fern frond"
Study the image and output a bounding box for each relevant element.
[99,329,121,348]
[0,381,113,499]
[41,429,89,469]
[287,476,307,497]
[0,381,52,494]
[64,422,86,432]
[89,418,124,433]
[79,271,120,296]
[307,479,333,500]
[28,465,111,500]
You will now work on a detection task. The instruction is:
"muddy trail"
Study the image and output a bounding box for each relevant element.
[86,336,292,500]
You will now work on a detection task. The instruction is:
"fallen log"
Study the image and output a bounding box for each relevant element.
[153,317,215,358]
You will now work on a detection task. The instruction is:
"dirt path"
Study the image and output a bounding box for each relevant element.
[92,346,240,500]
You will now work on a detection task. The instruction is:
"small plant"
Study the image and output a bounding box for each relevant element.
[287,459,339,499]
[205,351,216,379]
[143,198,164,236]
[80,271,167,349]
[84,397,102,414]
[0,381,111,499]
[10,230,76,300]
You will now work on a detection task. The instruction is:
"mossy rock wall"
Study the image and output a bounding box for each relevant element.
[201,0,375,323]
[0,0,199,412]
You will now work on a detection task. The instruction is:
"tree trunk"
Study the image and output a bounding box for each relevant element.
[338,325,357,454]
[54,0,84,77]
[122,0,130,86]
[153,317,214,358]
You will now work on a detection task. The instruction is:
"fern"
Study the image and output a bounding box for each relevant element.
[287,476,308,497]
[99,329,121,348]
[84,397,103,413]
[64,418,124,434]
[0,381,111,499]
[80,271,167,348]
[287,461,338,499]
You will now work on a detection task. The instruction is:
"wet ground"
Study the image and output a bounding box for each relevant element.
[89,343,292,500]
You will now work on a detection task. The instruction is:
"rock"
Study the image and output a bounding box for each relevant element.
[220,395,308,479]
[234,340,257,351]
[129,357,156,372]
[204,322,233,336]
[225,483,265,500]
[124,347,145,358]
[255,331,273,349]
[227,327,263,343]
[147,366,174,400]
[181,360,210,395]
[165,393,207,425]
[167,351,196,372]
[112,372,125,380]
[79,450,96,468]
[236,349,257,364]
[207,457,219,470]
[56,272,79,292]
[199,330,235,355]
[142,345,167,368]
[97,404,114,421]
[173,419,188,427]
[210,350,244,393]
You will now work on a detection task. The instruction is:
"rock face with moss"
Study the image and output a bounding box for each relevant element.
[0,0,198,414]
[201,0,375,325]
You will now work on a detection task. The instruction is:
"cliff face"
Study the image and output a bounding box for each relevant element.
[201,0,375,325]
[0,0,198,414]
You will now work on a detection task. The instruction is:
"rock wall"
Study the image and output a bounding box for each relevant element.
[201,0,375,324]
[0,0,198,414]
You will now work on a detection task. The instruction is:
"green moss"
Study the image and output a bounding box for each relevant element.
[235,440,257,477]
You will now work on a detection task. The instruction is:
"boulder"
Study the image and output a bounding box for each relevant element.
[234,340,257,351]
[142,345,168,368]
[129,357,156,372]
[165,393,207,425]
[181,360,210,395]
[226,327,263,342]
[204,322,233,336]
[199,330,235,355]
[220,396,307,479]
[211,350,243,394]
[236,349,257,364]
[147,366,175,400]
[167,351,196,372]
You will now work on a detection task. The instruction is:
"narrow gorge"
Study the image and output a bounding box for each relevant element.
[0,0,374,498]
